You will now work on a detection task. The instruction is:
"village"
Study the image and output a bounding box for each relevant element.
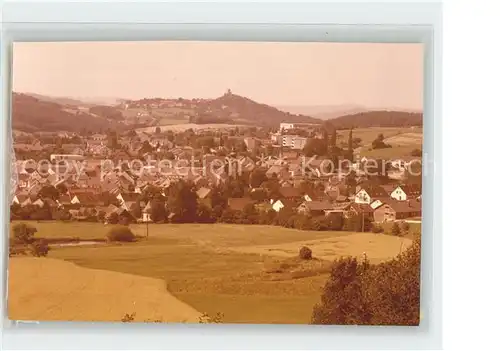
[11,120,422,231]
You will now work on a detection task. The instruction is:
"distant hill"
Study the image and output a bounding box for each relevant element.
[123,92,323,127]
[25,93,89,107]
[324,111,423,129]
[25,93,122,107]
[12,93,125,133]
[199,92,322,126]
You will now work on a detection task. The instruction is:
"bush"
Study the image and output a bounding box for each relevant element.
[106,226,136,242]
[198,312,224,324]
[391,222,401,236]
[371,224,384,233]
[320,214,344,231]
[121,313,136,322]
[410,148,422,157]
[118,216,131,225]
[299,246,313,260]
[311,237,421,325]
[29,239,50,257]
[400,221,410,232]
[11,222,37,244]
[107,212,119,224]
[294,215,314,230]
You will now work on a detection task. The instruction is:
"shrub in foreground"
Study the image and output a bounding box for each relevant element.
[371,224,384,233]
[11,222,37,244]
[299,246,313,260]
[400,221,410,233]
[30,239,50,257]
[106,226,136,242]
[391,222,402,236]
[311,237,421,325]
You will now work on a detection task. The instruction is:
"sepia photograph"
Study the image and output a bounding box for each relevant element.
[8,41,423,325]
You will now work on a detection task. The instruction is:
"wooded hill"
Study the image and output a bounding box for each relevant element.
[12,93,124,133]
[324,111,423,130]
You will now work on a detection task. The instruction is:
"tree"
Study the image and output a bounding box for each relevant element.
[107,212,119,224]
[249,188,268,202]
[311,257,371,324]
[320,213,344,231]
[330,128,337,148]
[130,201,142,219]
[372,134,392,150]
[166,181,198,223]
[12,222,37,244]
[150,199,167,223]
[194,136,215,149]
[197,204,215,223]
[303,139,327,157]
[30,239,50,257]
[219,208,237,223]
[345,129,354,161]
[391,222,402,236]
[30,202,52,220]
[139,141,154,154]
[240,203,258,224]
[210,186,228,216]
[97,210,106,222]
[400,221,410,233]
[107,131,119,150]
[343,214,371,232]
[56,183,68,195]
[127,130,137,138]
[362,237,421,325]
[39,185,59,200]
[249,168,267,188]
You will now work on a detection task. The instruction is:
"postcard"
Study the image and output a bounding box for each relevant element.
[9,41,423,325]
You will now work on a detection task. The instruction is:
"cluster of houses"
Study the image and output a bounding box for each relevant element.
[263,182,421,223]
[11,151,421,225]
[11,121,422,225]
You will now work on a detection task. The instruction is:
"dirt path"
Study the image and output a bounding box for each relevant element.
[8,257,201,323]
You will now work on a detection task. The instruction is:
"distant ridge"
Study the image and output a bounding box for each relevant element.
[324,110,423,129]
[12,93,124,133]
[14,90,422,133]
[278,104,368,120]
[24,93,121,107]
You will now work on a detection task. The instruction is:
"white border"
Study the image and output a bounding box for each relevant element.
[0,2,442,350]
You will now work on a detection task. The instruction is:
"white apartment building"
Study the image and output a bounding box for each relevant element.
[281,135,308,150]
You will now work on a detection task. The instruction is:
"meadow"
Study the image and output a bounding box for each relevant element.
[338,127,422,159]
[9,222,412,324]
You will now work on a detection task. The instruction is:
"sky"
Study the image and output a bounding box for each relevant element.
[12,41,423,110]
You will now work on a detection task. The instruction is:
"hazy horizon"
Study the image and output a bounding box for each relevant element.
[13,41,423,110]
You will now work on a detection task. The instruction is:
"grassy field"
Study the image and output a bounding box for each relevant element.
[342,127,422,159]
[338,127,421,146]
[9,257,200,323]
[9,222,412,324]
[359,145,420,159]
